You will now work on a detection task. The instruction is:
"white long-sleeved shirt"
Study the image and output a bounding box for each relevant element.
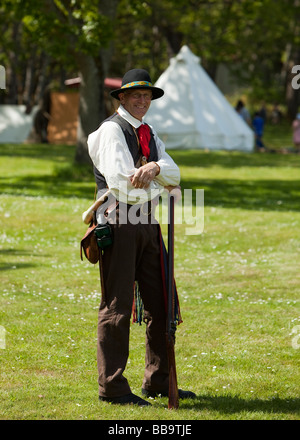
[87,105,180,205]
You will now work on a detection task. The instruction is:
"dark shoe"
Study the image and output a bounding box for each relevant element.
[142,388,196,399]
[99,392,151,406]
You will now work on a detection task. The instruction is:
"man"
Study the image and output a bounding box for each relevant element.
[88,69,195,406]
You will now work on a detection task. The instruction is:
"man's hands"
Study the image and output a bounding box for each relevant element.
[130,162,181,202]
[130,162,160,189]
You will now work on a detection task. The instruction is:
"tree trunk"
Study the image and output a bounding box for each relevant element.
[74,0,119,164]
[285,47,300,121]
[6,22,22,104]
[23,51,37,112]
[74,53,105,164]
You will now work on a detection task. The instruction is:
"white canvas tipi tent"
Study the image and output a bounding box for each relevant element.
[145,46,254,151]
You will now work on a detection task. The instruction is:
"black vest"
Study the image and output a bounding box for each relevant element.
[93,113,159,191]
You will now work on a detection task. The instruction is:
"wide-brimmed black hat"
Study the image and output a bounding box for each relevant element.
[110,69,164,101]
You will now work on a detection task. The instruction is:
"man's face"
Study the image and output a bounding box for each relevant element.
[119,89,152,121]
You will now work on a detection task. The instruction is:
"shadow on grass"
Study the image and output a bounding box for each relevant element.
[181,177,300,211]
[0,143,75,162]
[1,143,300,169]
[0,248,50,257]
[0,173,93,199]
[1,144,300,212]
[0,262,38,271]
[181,394,300,415]
[0,174,299,212]
[169,149,300,169]
[0,249,51,271]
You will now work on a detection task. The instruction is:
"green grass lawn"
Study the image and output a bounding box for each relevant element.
[0,140,299,421]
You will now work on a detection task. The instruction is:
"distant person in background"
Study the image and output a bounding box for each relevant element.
[258,102,267,123]
[252,111,266,152]
[292,113,300,153]
[235,99,251,126]
[270,104,282,125]
[33,108,50,143]
[33,88,51,143]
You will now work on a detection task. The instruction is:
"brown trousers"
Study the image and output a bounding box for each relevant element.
[97,207,169,398]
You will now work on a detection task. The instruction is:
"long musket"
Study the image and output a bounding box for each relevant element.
[166,192,179,409]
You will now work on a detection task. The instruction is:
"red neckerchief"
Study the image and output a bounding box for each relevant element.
[137,124,151,160]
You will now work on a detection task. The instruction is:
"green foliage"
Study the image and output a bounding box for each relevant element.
[1,0,116,64]
[112,0,300,105]
[1,0,299,112]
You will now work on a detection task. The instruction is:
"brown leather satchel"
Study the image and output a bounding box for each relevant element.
[80,214,99,264]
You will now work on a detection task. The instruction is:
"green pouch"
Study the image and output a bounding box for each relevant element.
[94,223,113,249]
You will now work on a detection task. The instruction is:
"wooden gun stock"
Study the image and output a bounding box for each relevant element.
[82,190,110,224]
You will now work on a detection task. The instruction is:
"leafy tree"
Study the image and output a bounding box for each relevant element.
[1,0,119,163]
[1,0,300,162]
[0,1,55,107]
